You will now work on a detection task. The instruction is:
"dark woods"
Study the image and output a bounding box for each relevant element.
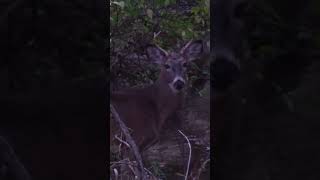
[1,0,319,179]
[0,0,107,180]
[213,0,320,179]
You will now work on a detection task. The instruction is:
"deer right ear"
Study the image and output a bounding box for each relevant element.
[180,40,203,61]
[146,45,168,64]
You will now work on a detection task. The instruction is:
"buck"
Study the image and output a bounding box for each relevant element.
[110,40,204,153]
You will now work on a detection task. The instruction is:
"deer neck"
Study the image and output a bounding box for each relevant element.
[152,75,183,115]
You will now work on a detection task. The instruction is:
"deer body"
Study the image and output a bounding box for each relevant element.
[111,40,203,152]
[111,78,183,151]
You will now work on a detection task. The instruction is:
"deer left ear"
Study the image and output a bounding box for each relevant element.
[180,40,203,61]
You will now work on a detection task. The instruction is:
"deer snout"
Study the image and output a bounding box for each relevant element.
[173,79,185,90]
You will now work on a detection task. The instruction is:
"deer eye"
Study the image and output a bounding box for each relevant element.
[164,64,171,69]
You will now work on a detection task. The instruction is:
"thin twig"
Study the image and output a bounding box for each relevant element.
[110,159,135,168]
[111,159,156,179]
[116,133,123,156]
[115,134,130,148]
[113,168,119,180]
[143,167,157,179]
[128,162,139,179]
[178,130,192,180]
[153,31,162,39]
[195,159,210,179]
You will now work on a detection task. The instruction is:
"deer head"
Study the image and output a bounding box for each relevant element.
[146,40,204,94]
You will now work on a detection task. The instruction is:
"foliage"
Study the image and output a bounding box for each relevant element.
[110,0,209,44]
[109,0,210,178]
[147,161,167,179]
[110,0,209,89]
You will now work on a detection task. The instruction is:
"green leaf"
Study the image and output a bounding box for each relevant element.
[181,31,186,37]
[112,1,125,9]
[164,0,171,6]
[146,9,153,19]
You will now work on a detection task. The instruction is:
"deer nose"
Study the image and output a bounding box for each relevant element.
[174,80,185,90]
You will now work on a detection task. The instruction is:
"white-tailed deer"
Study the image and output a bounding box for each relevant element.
[110,40,204,153]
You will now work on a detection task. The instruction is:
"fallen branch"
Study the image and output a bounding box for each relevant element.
[110,104,147,180]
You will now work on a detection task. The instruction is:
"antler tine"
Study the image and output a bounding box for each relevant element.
[180,39,194,54]
[155,44,169,56]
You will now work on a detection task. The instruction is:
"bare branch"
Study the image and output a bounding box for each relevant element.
[115,134,130,149]
[110,104,147,180]
[178,130,192,180]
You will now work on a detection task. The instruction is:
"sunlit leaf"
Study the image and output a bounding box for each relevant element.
[146,9,153,19]
[164,0,171,6]
[181,31,186,37]
[111,1,125,9]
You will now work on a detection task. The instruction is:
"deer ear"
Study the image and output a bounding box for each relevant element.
[180,40,203,61]
[146,45,168,64]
